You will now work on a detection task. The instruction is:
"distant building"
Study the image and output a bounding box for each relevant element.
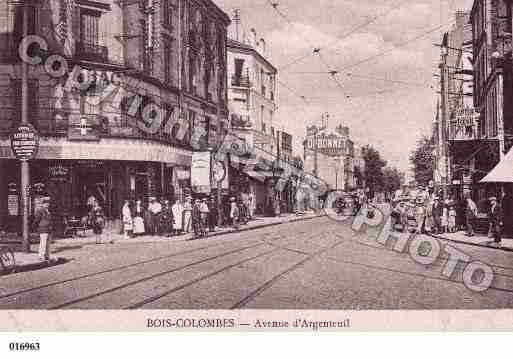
[303,124,357,191]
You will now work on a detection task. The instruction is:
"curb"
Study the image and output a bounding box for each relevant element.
[428,233,513,253]
[2,256,67,276]
[178,213,326,242]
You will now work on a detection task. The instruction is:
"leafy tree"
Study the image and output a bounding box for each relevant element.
[409,135,435,187]
[382,167,404,194]
[362,145,387,194]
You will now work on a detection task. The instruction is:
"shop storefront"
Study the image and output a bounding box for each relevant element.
[0,137,192,234]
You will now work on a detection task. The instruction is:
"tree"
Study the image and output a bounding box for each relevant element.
[409,135,435,187]
[362,145,387,195]
[382,167,404,194]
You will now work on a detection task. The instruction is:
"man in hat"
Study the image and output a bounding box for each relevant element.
[148,197,162,235]
[192,198,203,238]
[465,193,478,236]
[33,197,52,261]
[432,197,443,234]
[488,196,503,246]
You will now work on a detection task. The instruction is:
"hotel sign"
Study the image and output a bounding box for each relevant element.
[454,106,479,127]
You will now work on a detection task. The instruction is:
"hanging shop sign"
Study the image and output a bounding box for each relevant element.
[212,161,226,183]
[10,123,39,161]
[191,151,211,193]
[454,106,479,127]
[68,116,101,141]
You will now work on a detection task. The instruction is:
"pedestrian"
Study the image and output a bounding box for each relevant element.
[415,197,425,234]
[33,196,52,261]
[441,200,449,233]
[192,199,203,238]
[465,194,478,237]
[248,192,255,220]
[200,198,210,233]
[432,197,443,234]
[208,197,217,232]
[90,200,109,244]
[122,199,132,239]
[448,206,457,233]
[133,199,146,236]
[148,197,162,235]
[172,198,184,235]
[183,196,193,233]
[488,196,503,247]
[86,192,97,213]
[230,197,239,229]
[160,200,174,237]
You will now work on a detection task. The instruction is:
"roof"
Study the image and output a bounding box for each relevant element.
[228,38,277,73]
[480,148,513,183]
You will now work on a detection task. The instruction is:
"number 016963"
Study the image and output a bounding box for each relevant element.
[9,342,40,351]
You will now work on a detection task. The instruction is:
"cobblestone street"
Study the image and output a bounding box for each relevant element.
[2,216,513,310]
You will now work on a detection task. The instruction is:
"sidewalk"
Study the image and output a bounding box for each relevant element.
[2,212,324,274]
[430,230,513,252]
[54,212,325,246]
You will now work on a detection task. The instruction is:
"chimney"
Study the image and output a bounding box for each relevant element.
[259,38,266,56]
[250,28,257,48]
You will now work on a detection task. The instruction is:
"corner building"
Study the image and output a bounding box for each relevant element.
[0,0,230,233]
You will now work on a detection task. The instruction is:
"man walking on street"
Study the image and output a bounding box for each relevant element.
[465,194,478,237]
[33,197,52,261]
[488,196,503,247]
[432,197,443,234]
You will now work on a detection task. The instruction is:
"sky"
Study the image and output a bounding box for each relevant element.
[214,0,475,176]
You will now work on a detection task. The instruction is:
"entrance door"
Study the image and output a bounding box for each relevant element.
[76,168,107,217]
[135,174,148,202]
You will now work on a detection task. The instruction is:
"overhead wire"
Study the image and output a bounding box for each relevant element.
[277,0,411,71]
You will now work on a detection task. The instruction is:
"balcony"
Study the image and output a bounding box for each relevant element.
[75,41,109,63]
[231,75,251,88]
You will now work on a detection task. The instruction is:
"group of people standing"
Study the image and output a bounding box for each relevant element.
[121,196,220,240]
[390,188,505,247]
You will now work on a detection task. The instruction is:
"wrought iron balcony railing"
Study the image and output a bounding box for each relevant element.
[231,75,251,88]
[75,41,109,62]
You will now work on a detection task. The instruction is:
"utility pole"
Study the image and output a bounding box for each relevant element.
[20,2,31,253]
[439,34,450,199]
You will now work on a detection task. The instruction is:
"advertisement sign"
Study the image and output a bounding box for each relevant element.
[7,182,19,216]
[191,152,211,193]
[48,164,70,182]
[10,123,39,161]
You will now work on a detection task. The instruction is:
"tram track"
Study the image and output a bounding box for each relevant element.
[52,222,339,309]
[0,235,265,302]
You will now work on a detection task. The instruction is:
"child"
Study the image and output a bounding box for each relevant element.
[448,206,457,233]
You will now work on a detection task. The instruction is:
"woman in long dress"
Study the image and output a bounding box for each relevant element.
[133,199,146,236]
[172,199,184,235]
[122,200,133,239]
[182,196,193,233]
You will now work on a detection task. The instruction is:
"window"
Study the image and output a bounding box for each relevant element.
[262,122,266,133]
[162,0,174,29]
[271,126,275,137]
[13,5,36,38]
[80,11,100,46]
[164,38,173,83]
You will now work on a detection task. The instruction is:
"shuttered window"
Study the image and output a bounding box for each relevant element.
[80,11,99,46]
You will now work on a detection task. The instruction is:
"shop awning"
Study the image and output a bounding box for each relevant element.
[480,148,513,183]
[243,170,275,182]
